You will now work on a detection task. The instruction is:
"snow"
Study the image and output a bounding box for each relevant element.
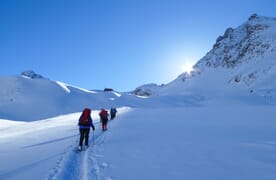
[1,80,276,180]
[0,75,123,121]
[1,15,276,179]
[112,91,121,97]
[135,15,276,98]
[100,107,276,179]
[56,81,71,93]
[1,104,276,180]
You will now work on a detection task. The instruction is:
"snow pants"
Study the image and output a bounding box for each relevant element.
[79,128,90,147]
[111,114,116,120]
[101,119,108,131]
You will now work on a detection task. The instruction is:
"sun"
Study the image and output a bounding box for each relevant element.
[181,62,194,74]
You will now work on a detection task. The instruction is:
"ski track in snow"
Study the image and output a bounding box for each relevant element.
[46,124,111,180]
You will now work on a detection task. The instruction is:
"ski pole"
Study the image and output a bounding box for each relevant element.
[93,130,95,146]
[76,126,79,147]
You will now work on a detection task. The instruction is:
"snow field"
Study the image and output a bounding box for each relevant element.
[97,107,276,180]
[1,106,276,179]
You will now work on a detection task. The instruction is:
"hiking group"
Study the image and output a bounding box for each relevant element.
[77,107,117,151]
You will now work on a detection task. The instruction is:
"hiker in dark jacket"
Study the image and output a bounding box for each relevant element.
[110,108,117,120]
[78,108,95,150]
[99,108,109,131]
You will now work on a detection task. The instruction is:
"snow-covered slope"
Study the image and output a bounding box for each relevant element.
[2,15,276,121]
[1,15,276,180]
[135,14,276,99]
[132,83,163,96]
[1,106,276,180]
[0,71,125,121]
[2,71,200,121]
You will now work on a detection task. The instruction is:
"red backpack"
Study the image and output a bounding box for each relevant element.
[100,109,108,121]
[79,108,91,126]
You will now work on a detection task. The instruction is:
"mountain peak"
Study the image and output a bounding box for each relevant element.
[248,13,259,21]
[247,13,276,22]
[134,15,276,97]
[195,14,276,71]
[21,70,45,79]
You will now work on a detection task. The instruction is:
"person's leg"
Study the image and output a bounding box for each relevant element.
[104,121,107,130]
[84,128,90,146]
[79,129,84,147]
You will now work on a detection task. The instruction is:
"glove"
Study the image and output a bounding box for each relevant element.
[92,127,95,131]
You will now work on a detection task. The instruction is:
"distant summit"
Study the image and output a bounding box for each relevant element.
[135,14,276,97]
[196,13,275,70]
[133,83,162,96]
[21,70,45,79]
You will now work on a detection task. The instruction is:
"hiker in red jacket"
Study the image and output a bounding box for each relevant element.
[99,108,109,131]
[78,108,95,150]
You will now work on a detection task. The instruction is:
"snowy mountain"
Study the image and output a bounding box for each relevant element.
[0,70,203,121]
[1,15,276,180]
[21,70,46,79]
[0,71,127,121]
[1,15,276,121]
[135,14,276,99]
[132,83,164,96]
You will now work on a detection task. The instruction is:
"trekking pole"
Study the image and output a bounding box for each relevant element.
[92,130,95,146]
[76,134,79,148]
[76,126,80,148]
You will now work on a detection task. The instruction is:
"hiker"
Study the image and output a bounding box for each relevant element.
[78,108,95,150]
[110,108,117,120]
[99,108,109,131]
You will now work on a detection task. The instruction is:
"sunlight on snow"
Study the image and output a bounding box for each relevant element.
[112,91,121,97]
[56,81,71,93]
[55,81,97,94]
[181,62,194,74]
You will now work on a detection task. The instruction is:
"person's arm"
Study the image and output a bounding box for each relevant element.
[89,116,95,130]
[77,116,81,126]
[91,123,95,130]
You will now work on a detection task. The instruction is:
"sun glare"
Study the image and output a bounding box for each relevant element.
[182,62,194,74]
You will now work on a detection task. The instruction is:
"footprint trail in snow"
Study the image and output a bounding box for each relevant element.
[47,128,111,180]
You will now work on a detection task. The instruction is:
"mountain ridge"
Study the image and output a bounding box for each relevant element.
[135,14,276,97]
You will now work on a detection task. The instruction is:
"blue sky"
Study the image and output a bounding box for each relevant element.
[1,0,276,91]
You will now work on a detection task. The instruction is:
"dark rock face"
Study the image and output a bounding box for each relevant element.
[21,70,45,79]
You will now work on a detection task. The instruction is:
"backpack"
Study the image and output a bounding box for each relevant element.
[79,108,91,126]
[100,110,108,122]
[111,108,116,115]
[79,117,90,125]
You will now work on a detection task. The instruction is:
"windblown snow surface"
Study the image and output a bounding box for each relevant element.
[1,100,276,180]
